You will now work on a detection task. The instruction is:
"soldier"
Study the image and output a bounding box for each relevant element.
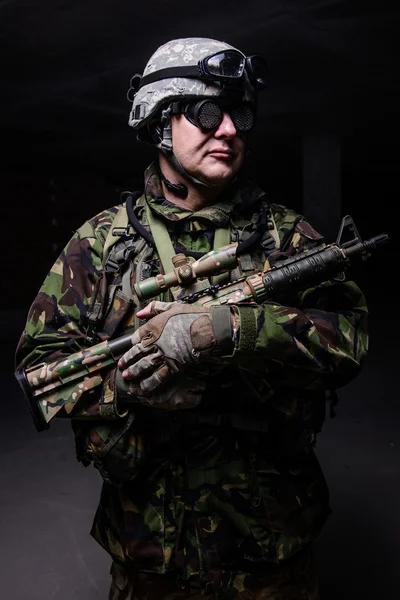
[15,38,368,599]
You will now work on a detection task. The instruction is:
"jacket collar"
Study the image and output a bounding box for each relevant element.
[143,162,266,229]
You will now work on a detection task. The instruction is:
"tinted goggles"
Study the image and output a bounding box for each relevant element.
[136,50,267,91]
[198,50,267,90]
[171,100,256,133]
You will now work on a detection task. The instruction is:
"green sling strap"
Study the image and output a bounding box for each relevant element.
[144,201,232,289]
[145,201,176,274]
[210,226,231,286]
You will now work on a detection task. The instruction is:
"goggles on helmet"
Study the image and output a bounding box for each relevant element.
[199,50,267,89]
[135,50,267,92]
[170,99,256,133]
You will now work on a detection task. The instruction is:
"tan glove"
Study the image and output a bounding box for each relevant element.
[115,368,207,410]
[118,301,234,395]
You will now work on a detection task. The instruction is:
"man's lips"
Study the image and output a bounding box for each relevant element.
[208,148,235,159]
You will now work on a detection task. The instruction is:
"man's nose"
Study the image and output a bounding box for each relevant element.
[214,111,237,138]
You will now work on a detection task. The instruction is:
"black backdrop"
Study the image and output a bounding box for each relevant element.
[1,1,398,312]
[1,3,399,599]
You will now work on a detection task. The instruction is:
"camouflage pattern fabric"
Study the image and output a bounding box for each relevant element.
[15,162,369,587]
[108,547,319,599]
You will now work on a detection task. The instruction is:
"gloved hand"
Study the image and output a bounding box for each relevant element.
[118,301,234,395]
[115,367,207,410]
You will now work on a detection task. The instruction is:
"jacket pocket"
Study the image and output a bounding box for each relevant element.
[84,416,146,483]
[254,450,331,561]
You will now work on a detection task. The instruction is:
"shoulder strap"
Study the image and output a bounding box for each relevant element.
[145,201,175,274]
[103,192,143,267]
[211,227,231,286]
[85,193,145,342]
[145,200,232,276]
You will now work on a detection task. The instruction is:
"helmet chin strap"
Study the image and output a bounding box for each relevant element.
[156,160,188,198]
[154,107,220,199]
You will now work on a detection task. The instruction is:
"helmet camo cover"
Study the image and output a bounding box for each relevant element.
[128,37,256,130]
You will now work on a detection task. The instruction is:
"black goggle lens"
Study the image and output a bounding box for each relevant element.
[196,101,223,130]
[184,100,255,133]
[202,50,246,79]
[200,50,267,90]
[246,55,268,89]
[231,104,255,132]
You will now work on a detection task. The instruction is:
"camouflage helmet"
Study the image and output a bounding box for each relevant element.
[128,37,264,130]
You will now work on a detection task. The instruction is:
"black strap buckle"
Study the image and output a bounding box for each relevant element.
[112,225,137,240]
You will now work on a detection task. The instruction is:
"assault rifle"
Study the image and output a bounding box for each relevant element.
[15,215,388,432]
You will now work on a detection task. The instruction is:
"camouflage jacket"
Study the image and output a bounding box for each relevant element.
[15,163,368,582]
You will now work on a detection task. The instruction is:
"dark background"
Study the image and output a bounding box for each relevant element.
[1,2,399,599]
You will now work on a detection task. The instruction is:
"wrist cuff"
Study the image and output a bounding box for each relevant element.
[210,305,235,356]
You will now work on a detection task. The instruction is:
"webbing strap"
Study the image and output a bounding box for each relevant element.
[211,227,231,286]
[144,201,232,280]
[210,305,234,356]
[121,266,133,299]
[145,202,176,274]
[213,226,231,249]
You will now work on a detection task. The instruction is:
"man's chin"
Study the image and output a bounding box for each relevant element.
[196,167,238,188]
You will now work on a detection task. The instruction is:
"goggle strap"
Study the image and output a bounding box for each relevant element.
[139,66,202,89]
[169,101,182,115]
[137,55,267,91]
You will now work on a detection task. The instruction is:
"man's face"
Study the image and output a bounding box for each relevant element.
[170,107,246,188]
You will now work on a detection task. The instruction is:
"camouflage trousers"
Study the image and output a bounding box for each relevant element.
[108,549,320,600]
